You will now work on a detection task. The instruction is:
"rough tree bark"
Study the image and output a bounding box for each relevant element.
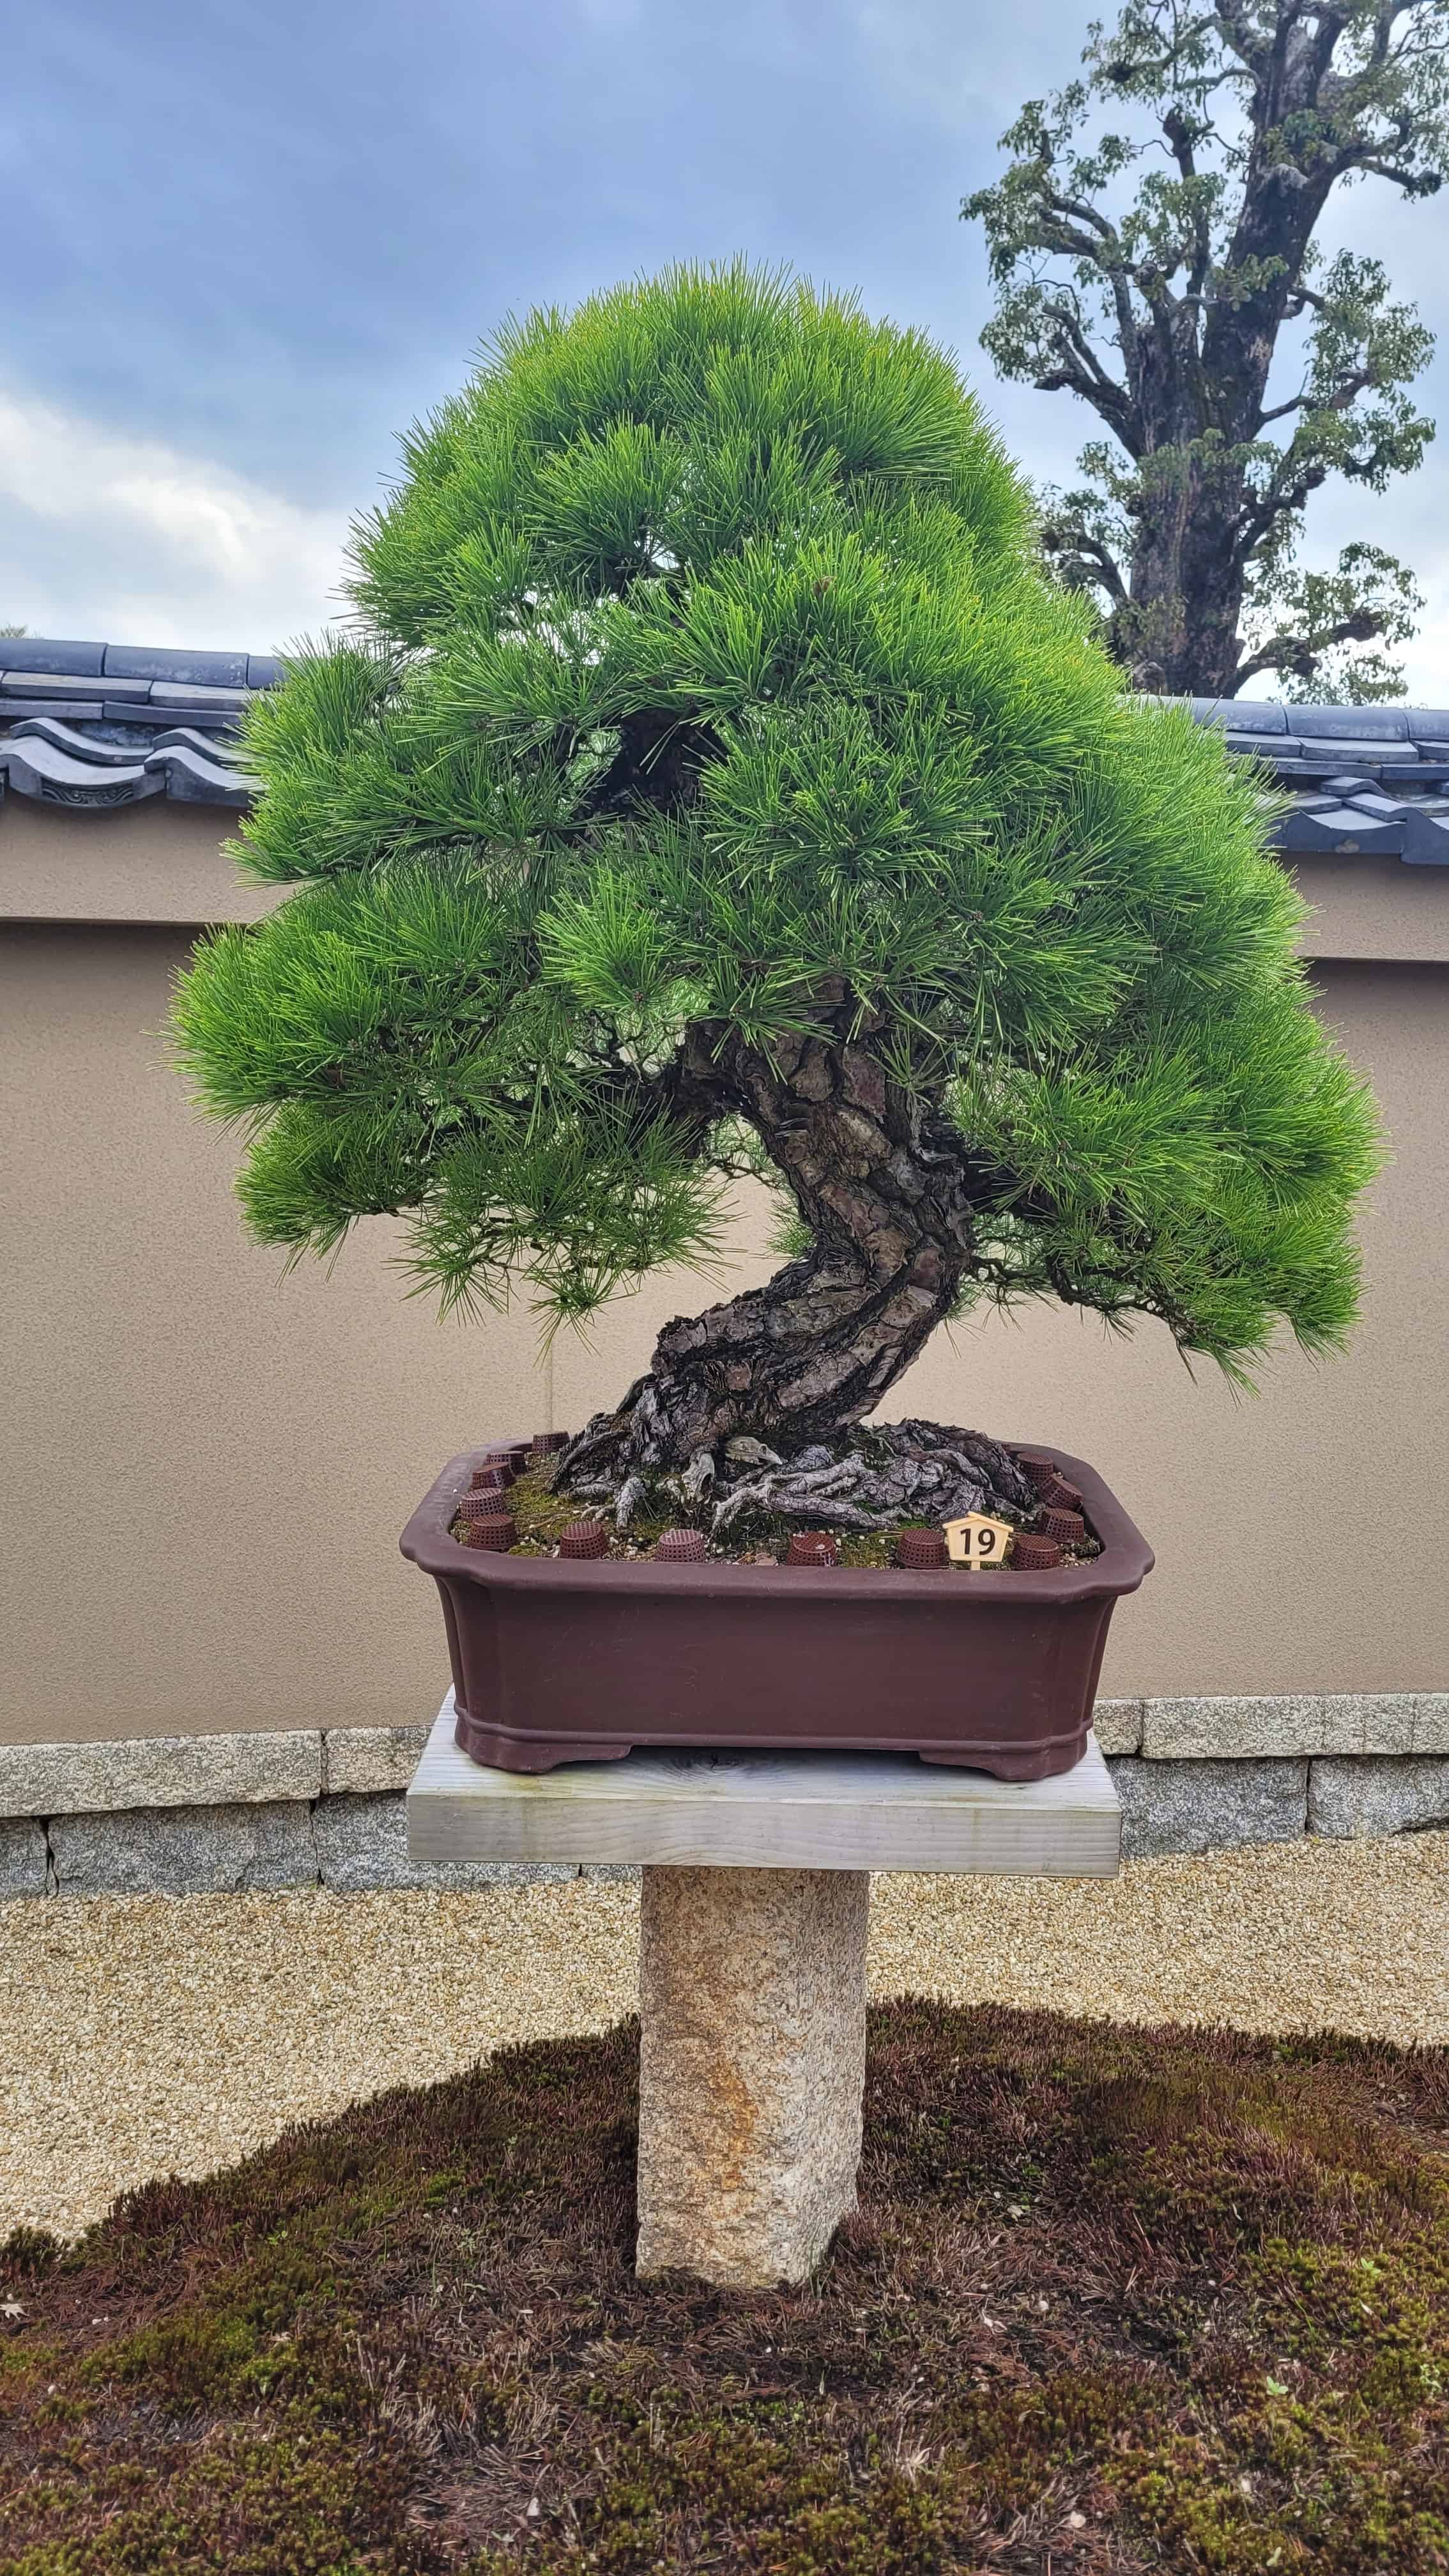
[567,1025,969,1456]
[559,1005,1037,1529]
[1126,144,1336,699]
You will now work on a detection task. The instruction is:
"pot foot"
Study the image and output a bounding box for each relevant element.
[453,1706,633,1772]
[917,1730,1089,1782]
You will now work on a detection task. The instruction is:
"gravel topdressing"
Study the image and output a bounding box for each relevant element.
[6,1832,1447,2244]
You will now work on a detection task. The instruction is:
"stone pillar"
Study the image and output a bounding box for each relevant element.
[636,1862,870,2287]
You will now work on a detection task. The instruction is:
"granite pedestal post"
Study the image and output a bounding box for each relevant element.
[408,1694,1120,2287]
[636,1861,870,2281]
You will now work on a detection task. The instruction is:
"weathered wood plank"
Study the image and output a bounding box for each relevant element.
[406,1696,1120,1876]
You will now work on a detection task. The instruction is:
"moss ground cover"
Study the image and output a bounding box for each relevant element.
[465,1462,1096,1569]
[2,2001,1445,2573]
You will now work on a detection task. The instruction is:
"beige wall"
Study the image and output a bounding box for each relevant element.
[905,960,1449,1697]
[3,805,1448,1744]
[1290,852,1449,964]
[1,795,279,928]
[1,921,774,1746]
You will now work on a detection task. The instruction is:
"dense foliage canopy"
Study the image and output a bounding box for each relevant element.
[174,264,1377,1443]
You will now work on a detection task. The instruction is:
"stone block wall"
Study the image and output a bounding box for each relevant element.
[1094,1694,1449,1855]
[0,1725,578,1897]
[1,1698,1446,1895]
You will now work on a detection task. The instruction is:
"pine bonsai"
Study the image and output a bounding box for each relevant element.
[174,263,1379,1534]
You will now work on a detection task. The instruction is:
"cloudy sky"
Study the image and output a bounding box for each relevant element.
[4,0,1446,696]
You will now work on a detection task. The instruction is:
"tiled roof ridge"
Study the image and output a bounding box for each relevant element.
[0,636,277,813]
[1,637,281,691]
[1186,696,1449,735]
[1181,694,1449,866]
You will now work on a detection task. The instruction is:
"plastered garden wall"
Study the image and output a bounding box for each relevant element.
[3,802,1448,1760]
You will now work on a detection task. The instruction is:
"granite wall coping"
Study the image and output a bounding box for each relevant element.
[0,1729,323,1820]
[1142,1694,1449,1758]
[9,1696,1449,1820]
[2,1705,1447,1891]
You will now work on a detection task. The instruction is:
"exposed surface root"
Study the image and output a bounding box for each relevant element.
[560,1414,1039,1539]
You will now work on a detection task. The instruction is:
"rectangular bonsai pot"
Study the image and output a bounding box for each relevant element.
[401,1444,1153,1782]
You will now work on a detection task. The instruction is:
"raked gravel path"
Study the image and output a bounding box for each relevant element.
[6,1831,1447,2241]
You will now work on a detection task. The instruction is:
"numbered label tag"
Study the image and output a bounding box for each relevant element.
[942,1513,1015,1570]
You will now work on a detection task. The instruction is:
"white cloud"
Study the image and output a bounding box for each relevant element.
[0,393,351,654]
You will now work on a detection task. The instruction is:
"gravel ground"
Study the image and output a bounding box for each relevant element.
[6,1830,1446,2242]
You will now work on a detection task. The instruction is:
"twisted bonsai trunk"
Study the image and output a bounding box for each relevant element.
[560,1011,1036,1528]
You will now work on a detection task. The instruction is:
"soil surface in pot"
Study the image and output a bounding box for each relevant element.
[450,1422,1104,1573]
[7,2003,1445,2575]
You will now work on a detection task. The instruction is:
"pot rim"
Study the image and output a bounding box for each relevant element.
[401,1442,1154,1606]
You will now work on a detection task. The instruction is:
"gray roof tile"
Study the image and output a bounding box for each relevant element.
[7,716,156,767]
[1191,699,1449,864]
[148,679,252,707]
[0,638,107,677]
[0,697,105,723]
[1199,699,1287,733]
[98,696,233,727]
[146,744,258,808]
[4,668,151,700]
[1204,702,1410,740]
[102,643,250,688]
[1396,805,1449,864]
[150,726,249,764]
[0,735,164,806]
[0,638,273,809]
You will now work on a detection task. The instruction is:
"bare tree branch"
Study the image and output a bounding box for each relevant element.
[1235,611,1381,685]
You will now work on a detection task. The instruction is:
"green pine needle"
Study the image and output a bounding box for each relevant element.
[172,261,1379,1363]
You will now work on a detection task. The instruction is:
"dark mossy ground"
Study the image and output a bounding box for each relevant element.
[3,2004,1446,2573]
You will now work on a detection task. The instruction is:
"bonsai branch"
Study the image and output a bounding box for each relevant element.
[558,1012,1027,1516]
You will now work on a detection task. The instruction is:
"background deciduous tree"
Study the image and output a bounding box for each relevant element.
[964,0,1448,700]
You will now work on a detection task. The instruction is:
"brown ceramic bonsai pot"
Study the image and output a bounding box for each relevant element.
[401,1443,1153,1782]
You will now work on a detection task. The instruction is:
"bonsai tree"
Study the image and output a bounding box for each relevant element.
[174,263,1377,1531]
